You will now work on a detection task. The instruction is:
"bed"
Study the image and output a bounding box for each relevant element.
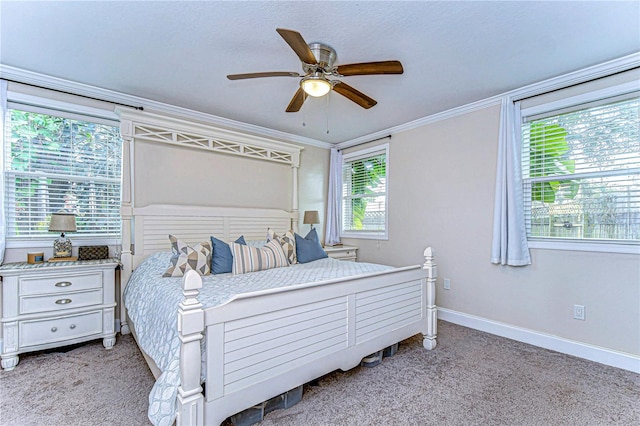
[120,204,438,426]
[115,110,437,426]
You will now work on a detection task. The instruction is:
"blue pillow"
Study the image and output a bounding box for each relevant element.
[211,236,245,274]
[295,229,328,263]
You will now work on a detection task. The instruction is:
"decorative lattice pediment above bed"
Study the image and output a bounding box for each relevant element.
[117,108,301,166]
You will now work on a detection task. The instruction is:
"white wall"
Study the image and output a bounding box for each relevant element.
[132,137,329,234]
[298,144,330,239]
[343,104,640,357]
[133,140,292,210]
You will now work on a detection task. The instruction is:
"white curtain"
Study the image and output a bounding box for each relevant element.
[0,80,7,264]
[490,97,531,266]
[325,148,342,245]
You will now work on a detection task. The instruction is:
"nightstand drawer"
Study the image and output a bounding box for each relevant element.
[330,250,356,259]
[19,311,103,348]
[20,289,103,315]
[19,272,102,296]
[324,246,358,262]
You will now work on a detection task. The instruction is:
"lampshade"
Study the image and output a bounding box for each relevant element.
[300,76,331,97]
[49,212,77,233]
[303,210,320,225]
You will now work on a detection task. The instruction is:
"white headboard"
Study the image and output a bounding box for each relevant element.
[116,109,305,335]
[131,204,294,267]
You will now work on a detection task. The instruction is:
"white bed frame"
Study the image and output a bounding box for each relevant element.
[177,246,437,426]
[120,204,438,426]
[116,110,437,425]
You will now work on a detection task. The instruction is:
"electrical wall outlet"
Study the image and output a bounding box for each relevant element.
[443,278,451,290]
[573,304,586,320]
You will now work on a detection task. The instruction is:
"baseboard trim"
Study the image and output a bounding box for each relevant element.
[438,308,640,374]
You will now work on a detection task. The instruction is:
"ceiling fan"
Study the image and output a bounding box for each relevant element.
[226,28,404,112]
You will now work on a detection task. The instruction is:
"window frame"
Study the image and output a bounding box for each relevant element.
[3,92,122,249]
[340,143,389,240]
[519,81,640,254]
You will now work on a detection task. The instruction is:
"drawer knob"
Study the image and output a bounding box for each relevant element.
[55,281,72,287]
[55,299,72,305]
[51,327,58,332]
[69,324,76,330]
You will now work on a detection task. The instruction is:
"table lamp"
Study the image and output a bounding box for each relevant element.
[303,210,320,231]
[49,212,77,258]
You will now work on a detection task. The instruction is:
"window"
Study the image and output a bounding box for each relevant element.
[4,106,122,241]
[341,144,388,239]
[521,88,639,244]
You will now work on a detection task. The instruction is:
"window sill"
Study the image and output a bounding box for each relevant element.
[528,240,640,255]
[6,237,121,249]
[341,232,388,241]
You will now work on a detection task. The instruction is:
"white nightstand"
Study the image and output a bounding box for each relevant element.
[324,245,358,262]
[0,258,119,371]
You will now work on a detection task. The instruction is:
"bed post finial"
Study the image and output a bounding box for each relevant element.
[422,247,438,350]
[176,270,204,426]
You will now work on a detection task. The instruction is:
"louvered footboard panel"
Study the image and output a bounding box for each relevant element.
[222,297,348,394]
[355,281,423,344]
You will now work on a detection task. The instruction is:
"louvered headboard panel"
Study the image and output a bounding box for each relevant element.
[131,204,294,268]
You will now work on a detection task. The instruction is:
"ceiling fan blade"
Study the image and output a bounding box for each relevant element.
[227,71,300,80]
[286,88,307,112]
[335,60,404,76]
[332,81,377,109]
[276,28,317,64]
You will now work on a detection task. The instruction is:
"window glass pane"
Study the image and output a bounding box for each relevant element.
[342,151,387,234]
[4,109,122,238]
[522,96,640,242]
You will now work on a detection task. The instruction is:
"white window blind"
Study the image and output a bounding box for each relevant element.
[4,108,122,239]
[521,94,640,243]
[341,145,388,239]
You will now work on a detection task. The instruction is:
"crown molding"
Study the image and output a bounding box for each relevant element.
[4,51,638,152]
[0,64,332,149]
[338,52,640,150]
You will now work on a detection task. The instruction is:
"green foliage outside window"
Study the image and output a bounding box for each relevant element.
[6,109,122,237]
[347,154,386,231]
[528,122,579,204]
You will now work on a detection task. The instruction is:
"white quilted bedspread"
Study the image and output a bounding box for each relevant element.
[123,252,392,426]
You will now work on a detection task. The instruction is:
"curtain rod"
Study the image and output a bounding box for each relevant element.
[2,78,144,111]
[338,134,391,151]
[514,65,639,102]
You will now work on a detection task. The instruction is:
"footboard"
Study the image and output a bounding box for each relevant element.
[177,247,437,426]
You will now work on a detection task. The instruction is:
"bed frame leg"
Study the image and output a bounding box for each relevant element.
[422,247,438,350]
[176,270,205,426]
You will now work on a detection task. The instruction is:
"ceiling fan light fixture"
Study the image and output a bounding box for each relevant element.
[300,76,331,97]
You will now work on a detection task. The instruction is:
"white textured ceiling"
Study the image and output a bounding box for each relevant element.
[1,1,639,144]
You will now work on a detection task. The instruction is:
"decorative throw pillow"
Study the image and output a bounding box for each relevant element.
[231,239,289,275]
[295,228,328,263]
[163,235,212,277]
[267,228,297,264]
[210,235,246,274]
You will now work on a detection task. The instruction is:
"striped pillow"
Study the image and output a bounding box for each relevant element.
[231,239,289,275]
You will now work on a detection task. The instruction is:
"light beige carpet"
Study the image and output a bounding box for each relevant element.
[1,321,638,426]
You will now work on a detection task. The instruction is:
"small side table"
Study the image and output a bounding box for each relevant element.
[324,245,358,262]
[0,258,119,370]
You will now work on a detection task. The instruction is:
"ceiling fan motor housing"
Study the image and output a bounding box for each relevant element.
[307,42,337,71]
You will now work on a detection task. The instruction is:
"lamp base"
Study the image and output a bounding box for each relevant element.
[53,234,73,258]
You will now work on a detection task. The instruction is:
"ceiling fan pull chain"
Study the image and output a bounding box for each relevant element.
[302,92,307,127]
[326,92,330,134]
